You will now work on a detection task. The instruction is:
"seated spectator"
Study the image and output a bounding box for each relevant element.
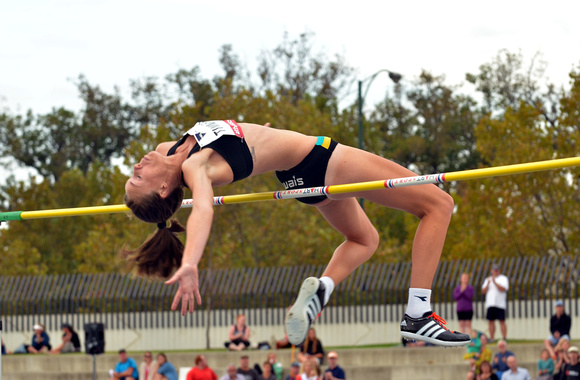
[109,349,139,380]
[51,323,81,353]
[297,328,324,365]
[267,353,283,380]
[220,364,244,380]
[1,339,10,355]
[140,352,158,380]
[285,362,300,380]
[545,300,572,360]
[323,351,345,380]
[27,324,51,354]
[155,353,178,380]
[492,339,513,379]
[501,355,530,380]
[559,346,580,380]
[258,361,277,380]
[475,360,497,380]
[186,354,217,380]
[226,314,251,351]
[537,348,554,380]
[466,334,491,377]
[555,338,572,376]
[298,359,319,380]
[237,355,259,380]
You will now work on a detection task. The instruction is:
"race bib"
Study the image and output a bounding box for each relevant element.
[184,120,244,148]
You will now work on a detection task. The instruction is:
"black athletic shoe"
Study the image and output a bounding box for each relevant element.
[285,277,326,346]
[400,311,470,347]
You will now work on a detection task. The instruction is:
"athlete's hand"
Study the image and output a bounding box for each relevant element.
[165,263,202,315]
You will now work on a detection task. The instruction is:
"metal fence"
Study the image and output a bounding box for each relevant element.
[1,256,578,332]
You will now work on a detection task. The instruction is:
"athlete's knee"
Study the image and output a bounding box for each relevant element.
[360,226,380,255]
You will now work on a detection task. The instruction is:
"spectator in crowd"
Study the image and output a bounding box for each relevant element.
[323,351,345,380]
[454,272,475,334]
[475,360,498,380]
[1,339,10,355]
[238,355,259,380]
[501,355,530,380]
[555,338,572,376]
[140,352,158,380]
[285,363,300,380]
[258,361,277,380]
[226,314,251,351]
[298,359,319,380]
[51,323,81,354]
[154,353,178,380]
[186,354,217,380]
[297,328,324,365]
[558,346,580,380]
[482,263,509,342]
[27,324,51,354]
[220,364,244,380]
[469,334,492,377]
[492,340,514,379]
[537,348,555,380]
[464,330,482,363]
[109,349,139,380]
[267,353,283,380]
[545,300,572,360]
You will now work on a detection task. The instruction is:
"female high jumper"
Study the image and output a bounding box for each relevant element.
[123,120,470,347]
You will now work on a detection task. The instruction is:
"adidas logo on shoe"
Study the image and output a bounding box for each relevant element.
[400,311,470,347]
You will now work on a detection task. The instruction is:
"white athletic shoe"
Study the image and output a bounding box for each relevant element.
[285,277,326,346]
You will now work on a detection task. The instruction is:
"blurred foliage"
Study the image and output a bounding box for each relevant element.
[1,33,579,278]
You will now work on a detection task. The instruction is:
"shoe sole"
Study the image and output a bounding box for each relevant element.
[285,277,320,346]
[400,331,470,347]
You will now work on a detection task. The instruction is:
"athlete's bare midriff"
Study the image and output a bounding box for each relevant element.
[235,123,318,175]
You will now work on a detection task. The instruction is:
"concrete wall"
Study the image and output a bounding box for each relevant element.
[1,301,573,352]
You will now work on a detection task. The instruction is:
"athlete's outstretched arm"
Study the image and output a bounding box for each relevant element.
[165,150,215,315]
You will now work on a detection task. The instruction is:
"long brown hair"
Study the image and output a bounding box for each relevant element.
[122,187,185,279]
[301,328,320,354]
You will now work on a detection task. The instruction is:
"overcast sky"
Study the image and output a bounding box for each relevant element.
[1,0,579,117]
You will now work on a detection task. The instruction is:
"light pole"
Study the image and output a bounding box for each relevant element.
[357,69,402,208]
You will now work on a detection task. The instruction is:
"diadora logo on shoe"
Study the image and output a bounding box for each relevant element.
[283,176,304,189]
[400,320,407,327]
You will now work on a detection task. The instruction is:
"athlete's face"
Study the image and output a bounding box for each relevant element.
[125,151,167,198]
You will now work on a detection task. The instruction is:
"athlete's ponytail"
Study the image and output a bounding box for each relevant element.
[122,187,185,278]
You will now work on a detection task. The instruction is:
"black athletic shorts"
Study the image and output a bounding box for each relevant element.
[486,306,506,321]
[457,310,473,321]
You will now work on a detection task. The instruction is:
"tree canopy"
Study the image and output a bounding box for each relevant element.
[1,33,579,276]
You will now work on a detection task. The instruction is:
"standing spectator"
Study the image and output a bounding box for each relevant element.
[297,328,324,365]
[558,346,580,380]
[500,355,530,380]
[285,363,300,380]
[537,348,555,380]
[140,352,158,380]
[186,354,217,380]
[238,355,259,380]
[545,300,572,360]
[109,349,139,380]
[454,272,475,334]
[220,364,244,380]
[267,353,283,380]
[51,323,81,353]
[482,263,509,342]
[27,324,51,354]
[492,340,514,379]
[258,362,277,380]
[323,351,345,380]
[154,353,178,380]
[226,314,251,351]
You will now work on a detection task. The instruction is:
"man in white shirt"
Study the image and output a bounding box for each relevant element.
[482,263,509,342]
[501,355,530,380]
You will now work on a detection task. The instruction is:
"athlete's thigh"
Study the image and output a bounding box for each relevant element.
[325,144,448,216]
